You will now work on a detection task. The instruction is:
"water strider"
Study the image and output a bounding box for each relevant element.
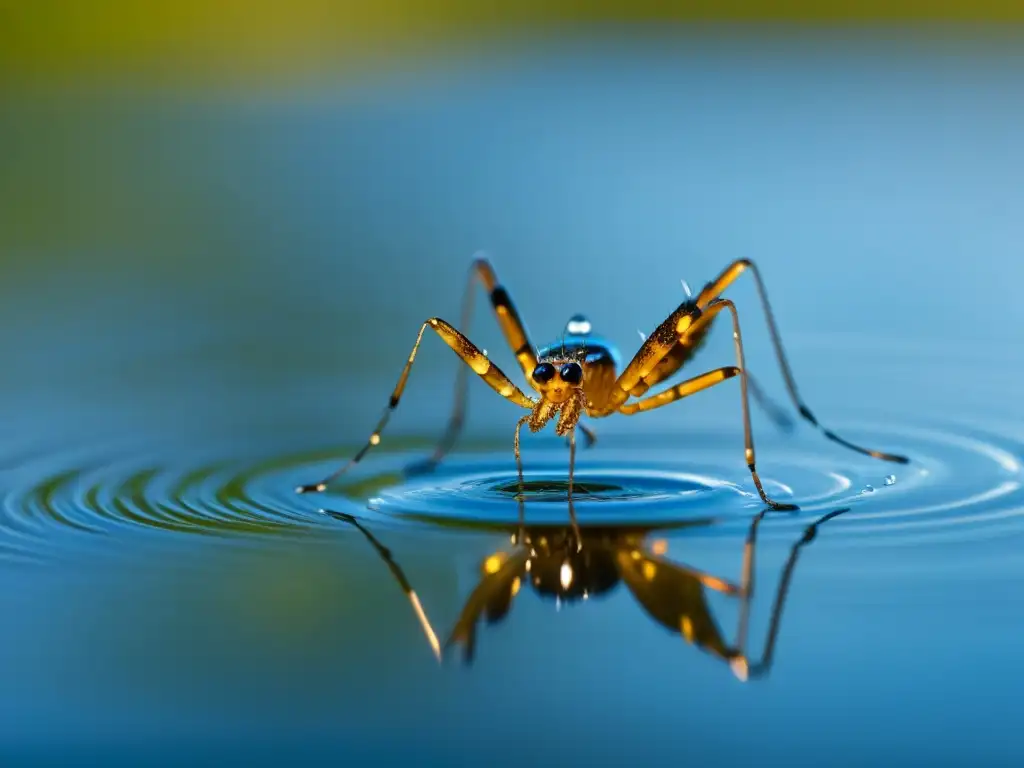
[297,256,908,528]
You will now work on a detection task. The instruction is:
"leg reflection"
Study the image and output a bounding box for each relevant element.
[322,509,442,660]
[732,507,851,681]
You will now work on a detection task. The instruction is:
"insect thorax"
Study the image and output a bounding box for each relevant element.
[537,336,620,367]
[537,314,620,365]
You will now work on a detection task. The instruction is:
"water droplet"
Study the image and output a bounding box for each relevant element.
[862,484,875,494]
[884,474,897,486]
[637,329,647,342]
[565,314,591,336]
[680,279,693,298]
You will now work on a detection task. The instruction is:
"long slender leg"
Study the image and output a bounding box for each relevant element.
[619,303,794,512]
[321,510,442,660]
[297,318,535,494]
[412,256,542,475]
[567,430,581,543]
[514,414,581,540]
[697,258,908,464]
[513,414,530,539]
[730,507,851,681]
[701,299,794,510]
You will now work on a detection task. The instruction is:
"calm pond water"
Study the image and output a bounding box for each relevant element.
[3,30,1024,766]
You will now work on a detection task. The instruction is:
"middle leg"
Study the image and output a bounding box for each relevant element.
[618,300,797,510]
[626,306,793,433]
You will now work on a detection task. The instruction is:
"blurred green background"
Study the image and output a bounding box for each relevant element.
[4,2,1024,90]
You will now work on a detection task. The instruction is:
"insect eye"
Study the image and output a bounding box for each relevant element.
[532,363,556,383]
[560,362,583,385]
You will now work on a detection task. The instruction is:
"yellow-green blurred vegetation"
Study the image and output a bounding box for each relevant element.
[2,1,1024,88]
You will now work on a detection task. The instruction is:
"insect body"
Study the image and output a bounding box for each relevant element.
[297,256,908,527]
[327,507,851,679]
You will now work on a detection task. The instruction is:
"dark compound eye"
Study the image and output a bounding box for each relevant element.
[532,363,556,383]
[560,362,583,385]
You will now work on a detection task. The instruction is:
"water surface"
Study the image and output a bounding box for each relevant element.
[2,30,1024,766]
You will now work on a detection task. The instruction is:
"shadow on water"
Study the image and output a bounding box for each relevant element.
[324,502,852,682]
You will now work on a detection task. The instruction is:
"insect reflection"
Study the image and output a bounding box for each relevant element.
[327,506,849,680]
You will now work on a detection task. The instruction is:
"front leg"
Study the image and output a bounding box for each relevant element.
[297,317,535,494]
[514,406,583,542]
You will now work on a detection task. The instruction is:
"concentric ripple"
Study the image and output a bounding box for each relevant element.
[339,417,1024,546]
[1,414,1023,559]
[365,454,759,530]
[0,438,348,558]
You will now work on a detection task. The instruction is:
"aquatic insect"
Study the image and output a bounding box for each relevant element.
[325,507,850,679]
[297,256,908,523]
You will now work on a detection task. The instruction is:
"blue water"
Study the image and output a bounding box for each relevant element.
[2,29,1024,766]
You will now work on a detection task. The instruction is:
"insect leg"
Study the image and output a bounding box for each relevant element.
[406,256,542,475]
[619,299,794,510]
[618,366,740,415]
[513,413,582,540]
[697,300,794,510]
[730,507,851,681]
[596,300,705,415]
[513,414,530,538]
[297,318,534,494]
[567,429,581,543]
[697,258,907,464]
[627,310,791,433]
[321,509,441,660]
